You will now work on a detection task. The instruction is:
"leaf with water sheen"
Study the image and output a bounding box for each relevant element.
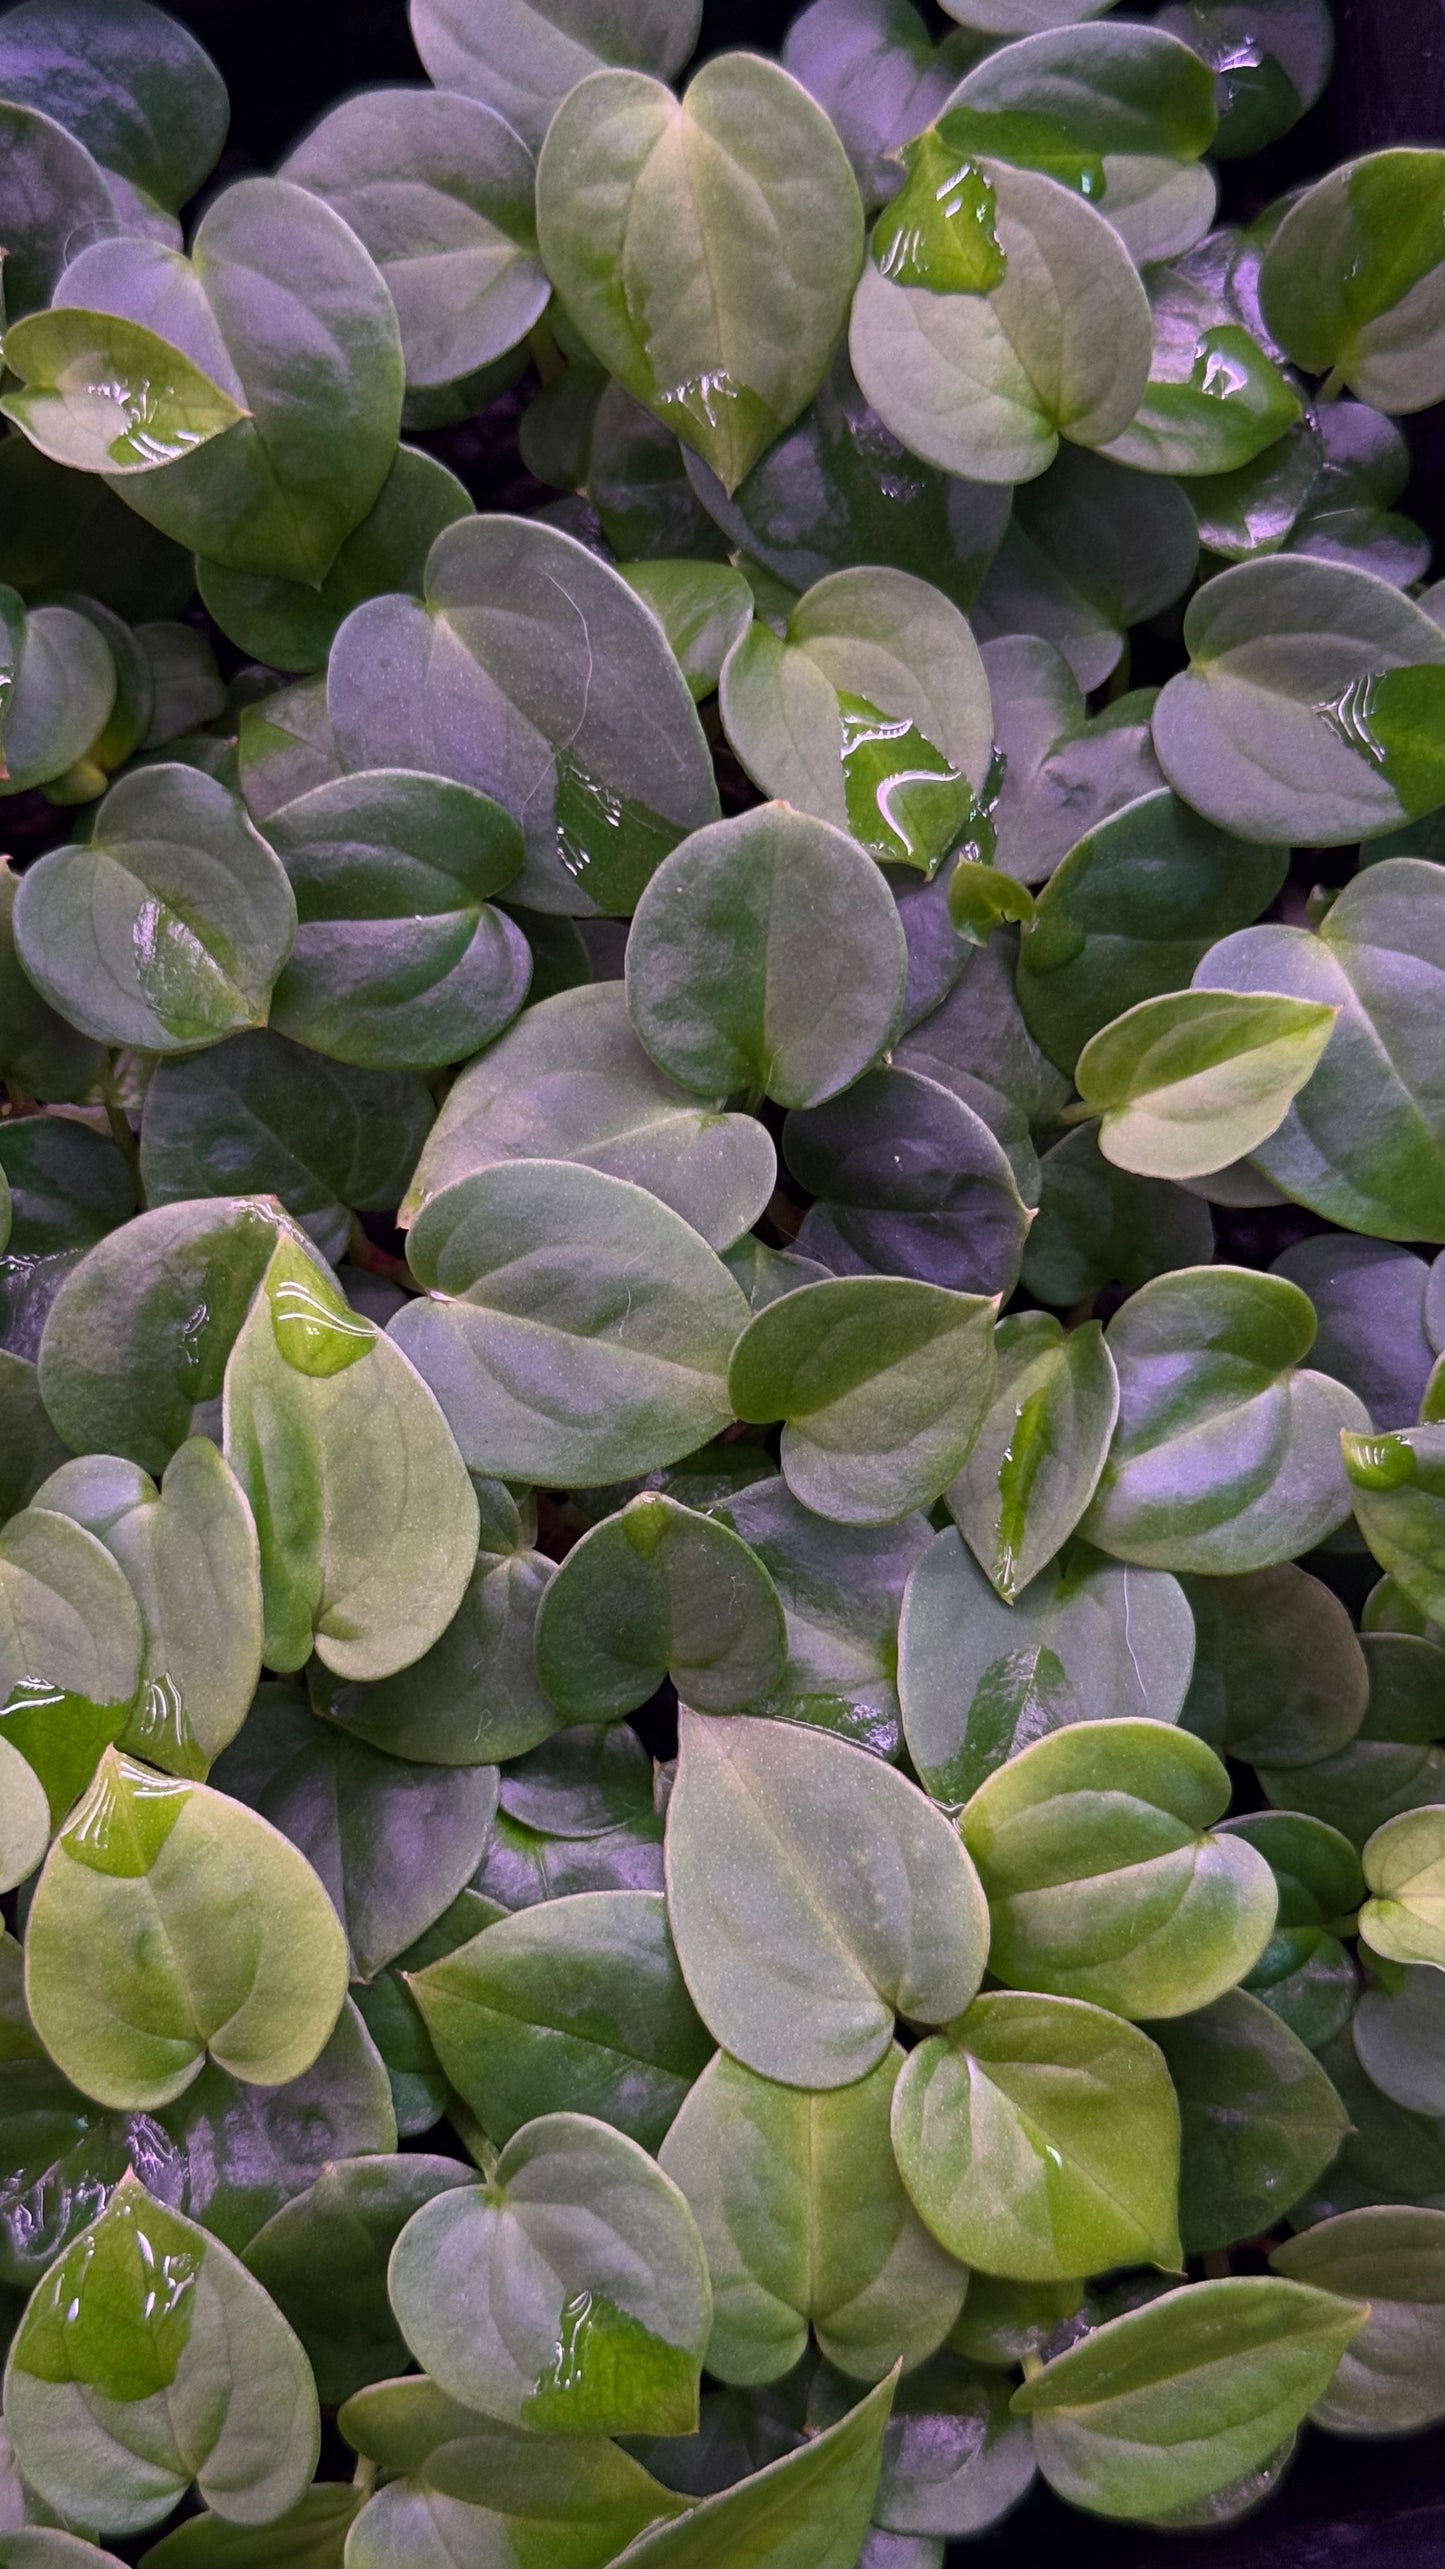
[24,1748,349,2110]
[892,1992,1183,2280]
[0,1502,143,1822]
[327,515,719,916]
[660,2047,967,2385]
[719,567,994,875]
[31,1440,261,1777]
[388,2111,711,2436]
[1153,557,1445,845]
[536,57,863,493]
[33,180,404,586]
[12,766,295,1056]
[664,1711,990,2087]
[2,2176,319,2537]
[0,310,246,479]
[223,1233,478,1679]
[949,1311,1118,1602]
[850,162,1153,486]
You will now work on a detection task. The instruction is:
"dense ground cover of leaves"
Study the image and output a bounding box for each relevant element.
[3,0,1445,2560]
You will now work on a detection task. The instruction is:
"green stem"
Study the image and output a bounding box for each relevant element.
[352,2457,378,2498]
[1318,365,1347,402]
[104,1096,144,1204]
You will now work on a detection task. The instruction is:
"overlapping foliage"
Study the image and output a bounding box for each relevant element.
[1,0,1445,2560]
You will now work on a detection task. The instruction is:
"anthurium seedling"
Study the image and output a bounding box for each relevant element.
[0,0,1442,2548]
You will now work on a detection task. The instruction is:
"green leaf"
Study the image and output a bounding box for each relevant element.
[3,2177,319,2539]
[37,1197,289,1475]
[660,2047,967,2384]
[12,766,295,1054]
[282,88,547,390]
[850,163,1153,485]
[0,104,116,320]
[960,1717,1278,2017]
[0,2537,128,2566]
[972,449,1199,694]
[1158,0,1332,156]
[393,1161,747,1485]
[237,679,341,825]
[536,57,863,494]
[664,1710,989,2087]
[1354,1962,1445,2114]
[947,23,1219,262]
[0,439,191,625]
[782,0,990,209]
[1273,2207,1445,2436]
[25,1747,350,2110]
[327,515,719,915]
[1012,2275,1368,2521]
[34,181,404,585]
[410,0,703,151]
[138,2485,360,2565]
[0,309,246,478]
[1150,1989,1350,2252]
[1016,787,1288,1076]
[0,1739,49,1893]
[713,1475,931,1758]
[1259,148,1445,412]
[1195,860,1445,1239]
[314,1501,559,1766]
[985,642,1161,894]
[1080,1264,1366,1573]
[1345,1427,1445,1626]
[0,605,117,800]
[0,1357,65,1522]
[197,446,472,677]
[625,805,907,1108]
[147,1998,397,2253]
[240,2156,472,2408]
[617,561,754,703]
[388,2111,712,2435]
[0,1493,148,1821]
[1099,259,1301,478]
[0,863,105,1104]
[408,1888,710,2153]
[948,1312,1118,1601]
[1358,1804,1445,1967]
[535,1495,784,1720]
[900,1529,1193,1805]
[1153,558,1445,844]
[222,1232,479,1679]
[212,1691,496,1980]
[32,1440,262,1776]
[609,2370,895,2567]
[1023,1125,1214,1306]
[1261,1632,1445,1850]
[718,568,994,875]
[1180,1564,1368,1766]
[1074,989,1338,1180]
[729,1275,997,1525]
[344,2417,687,2568]
[684,352,1009,614]
[894,1991,1181,2279]
[784,1066,1031,1297]
[139,1033,434,1264]
[400,983,772,1249]
[0,0,228,208]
